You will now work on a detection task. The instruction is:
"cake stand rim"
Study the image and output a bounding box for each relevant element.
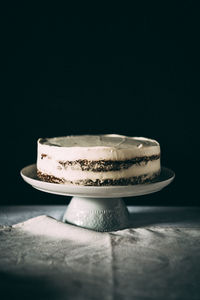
[20,164,175,198]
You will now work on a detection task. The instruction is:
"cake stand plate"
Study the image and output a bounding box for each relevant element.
[21,164,175,231]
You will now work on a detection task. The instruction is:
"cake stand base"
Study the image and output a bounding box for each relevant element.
[21,164,175,232]
[63,197,130,232]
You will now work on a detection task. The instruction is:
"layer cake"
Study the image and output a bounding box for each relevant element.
[37,134,161,186]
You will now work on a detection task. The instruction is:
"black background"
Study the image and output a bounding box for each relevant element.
[2,2,199,206]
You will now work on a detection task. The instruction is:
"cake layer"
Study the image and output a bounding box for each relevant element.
[37,159,160,182]
[38,134,160,161]
[37,170,160,186]
[57,154,160,172]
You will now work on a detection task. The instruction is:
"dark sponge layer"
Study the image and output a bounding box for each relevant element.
[57,154,160,172]
[37,171,65,184]
[37,170,160,186]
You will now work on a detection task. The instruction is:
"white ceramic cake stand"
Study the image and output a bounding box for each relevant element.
[20,164,175,232]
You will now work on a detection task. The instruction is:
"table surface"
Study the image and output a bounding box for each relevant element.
[0,205,200,227]
[0,206,200,300]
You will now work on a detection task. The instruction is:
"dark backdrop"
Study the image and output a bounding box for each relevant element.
[2,2,199,206]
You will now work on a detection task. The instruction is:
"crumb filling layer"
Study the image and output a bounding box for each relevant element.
[56,154,160,172]
[37,170,160,186]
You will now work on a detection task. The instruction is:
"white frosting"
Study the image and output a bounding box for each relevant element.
[38,134,160,161]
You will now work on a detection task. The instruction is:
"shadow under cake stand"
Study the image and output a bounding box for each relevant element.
[21,164,175,232]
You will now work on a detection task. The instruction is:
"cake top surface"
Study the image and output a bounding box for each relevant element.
[39,134,159,149]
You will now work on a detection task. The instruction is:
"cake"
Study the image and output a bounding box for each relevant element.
[37,134,161,186]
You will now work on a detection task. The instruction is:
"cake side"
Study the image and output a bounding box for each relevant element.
[37,134,161,186]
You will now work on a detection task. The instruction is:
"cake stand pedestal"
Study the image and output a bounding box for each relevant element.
[21,165,175,232]
[63,197,129,231]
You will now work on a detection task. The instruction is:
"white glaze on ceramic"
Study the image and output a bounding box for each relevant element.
[21,164,174,198]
